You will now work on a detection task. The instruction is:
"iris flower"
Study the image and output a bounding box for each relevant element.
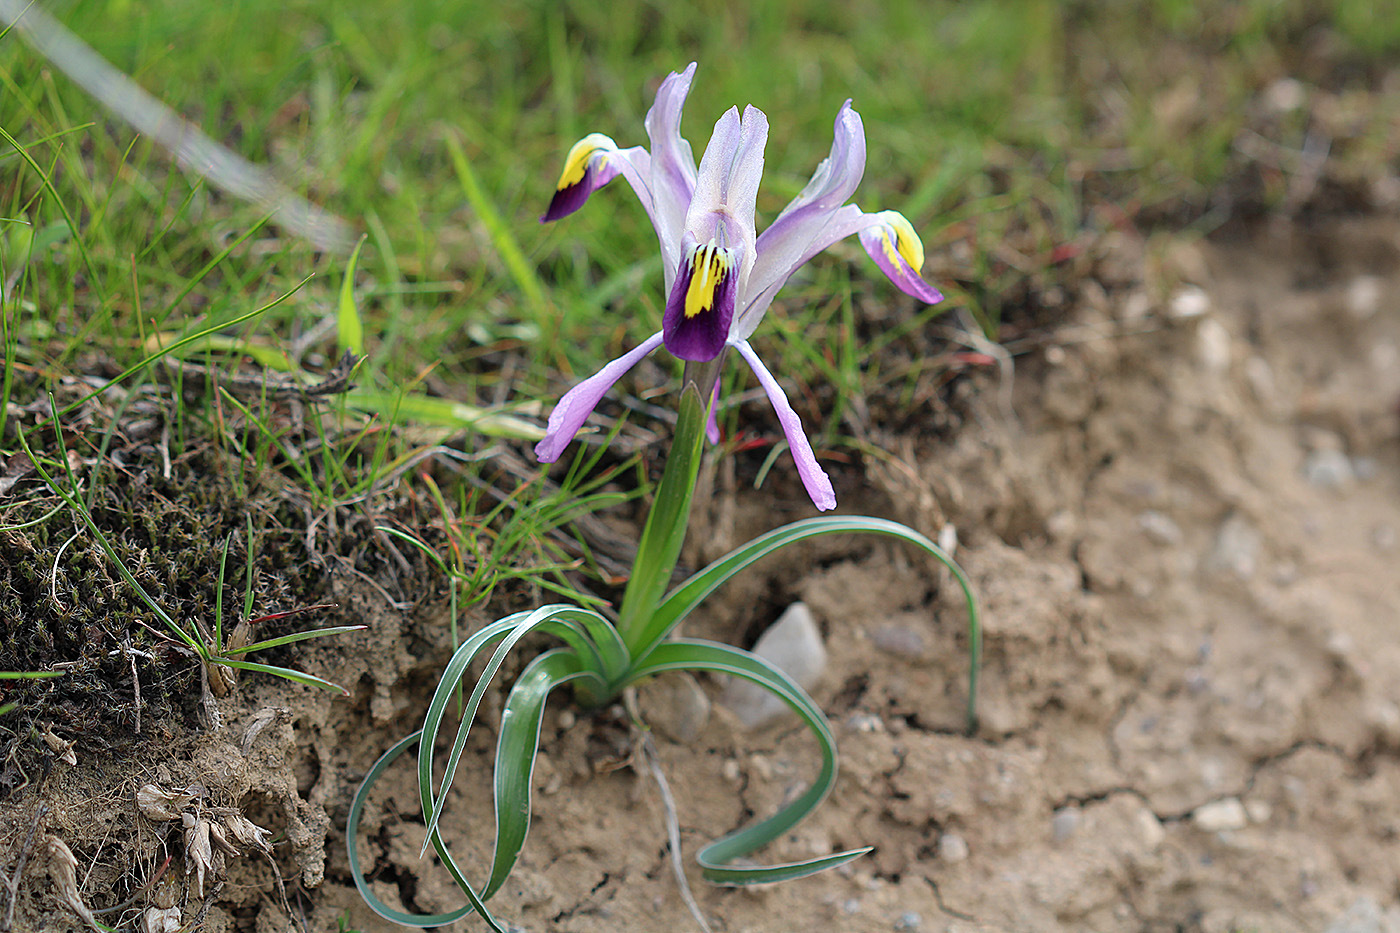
[536,63,943,511]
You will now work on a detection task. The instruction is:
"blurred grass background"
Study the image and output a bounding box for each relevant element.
[6,0,1398,402]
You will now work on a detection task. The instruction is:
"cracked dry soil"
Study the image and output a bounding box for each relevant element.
[7,214,1400,932]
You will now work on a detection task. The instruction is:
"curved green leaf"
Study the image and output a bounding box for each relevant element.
[345,729,510,930]
[635,515,982,730]
[485,649,593,899]
[627,639,872,885]
[418,605,626,855]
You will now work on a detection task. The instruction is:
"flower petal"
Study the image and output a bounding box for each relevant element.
[688,106,768,241]
[535,331,666,462]
[855,210,944,304]
[645,63,699,280]
[739,101,867,334]
[735,340,836,511]
[541,133,628,223]
[663,240,739,361]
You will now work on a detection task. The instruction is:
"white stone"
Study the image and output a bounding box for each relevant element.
[1192,797,1248,832]
[938,833,970,862]
[1346,275,1383,319]
[1169,285,1211,320]
[720,603,828,728]
[1196,317,1232,373]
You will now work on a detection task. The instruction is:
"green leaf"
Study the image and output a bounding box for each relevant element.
[484,649,594,899]
[628,639,871,884]
[338,235,367,355]
[345,730,510,930]
[418,606,623,853]
[636,514,982,731]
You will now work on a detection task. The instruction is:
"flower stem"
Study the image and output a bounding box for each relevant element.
[614,379,710,662]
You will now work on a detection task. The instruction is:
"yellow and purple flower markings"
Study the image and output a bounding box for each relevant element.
[536,63,943,511]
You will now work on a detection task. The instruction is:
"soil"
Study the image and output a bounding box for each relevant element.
[4,211,1400,933]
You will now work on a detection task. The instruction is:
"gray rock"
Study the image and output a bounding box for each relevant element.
[1051,806,1081,843]
[720,603,827,729]
[1206,514,1260,579]
[1302,448,1355,489]
[638,672,710,744]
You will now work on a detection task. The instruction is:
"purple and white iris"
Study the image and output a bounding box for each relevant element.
[536,63,943,511]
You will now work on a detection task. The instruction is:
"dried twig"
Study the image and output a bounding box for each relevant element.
[0,804,47,932]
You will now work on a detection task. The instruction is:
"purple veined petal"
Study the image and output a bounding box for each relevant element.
[740,100,867,335]
[644,63,699,282]
[735,205,942,340]
[534,331,666,462]
[663,240,739,361]
[734,340,836,511]
[855,210,945,304]
[687,106,768,241]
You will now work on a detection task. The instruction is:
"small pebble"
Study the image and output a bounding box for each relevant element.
[1346,275,1382,319]
[1302,448,1355,489]
[1207,514,1260,579]
[1051,807,1081,843]
[1138,510,1183,545]
[1134,808,1166,850]
[1195,317,1232,373]
[1375,525,1398,551]
[1192,797,1248,832]
[938,833,970,862]
[894,911,922,932]
[1262,77,1306,113]
[1169,285,1211,320]
[868,624,928,658]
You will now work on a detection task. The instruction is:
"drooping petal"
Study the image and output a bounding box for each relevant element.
[737,101,867,335]
[541,133,628,222]
[644,63,699,281]
[735,340,836,511]
[736,205,942,340]
[534,332,666,462]
[663,239,739,361]
[854,210,945,304]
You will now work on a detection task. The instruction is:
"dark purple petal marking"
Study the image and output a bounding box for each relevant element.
[663,242,736,361]
[540,133,619,223]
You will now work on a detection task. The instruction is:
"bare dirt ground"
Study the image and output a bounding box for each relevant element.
[5,212,1400,932]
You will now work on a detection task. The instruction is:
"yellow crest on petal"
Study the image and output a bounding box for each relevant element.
[555,133,616,191]
[684,242,731,319]
[877,211,925,273]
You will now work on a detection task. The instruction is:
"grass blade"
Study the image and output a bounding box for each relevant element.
[338,235,367,356]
